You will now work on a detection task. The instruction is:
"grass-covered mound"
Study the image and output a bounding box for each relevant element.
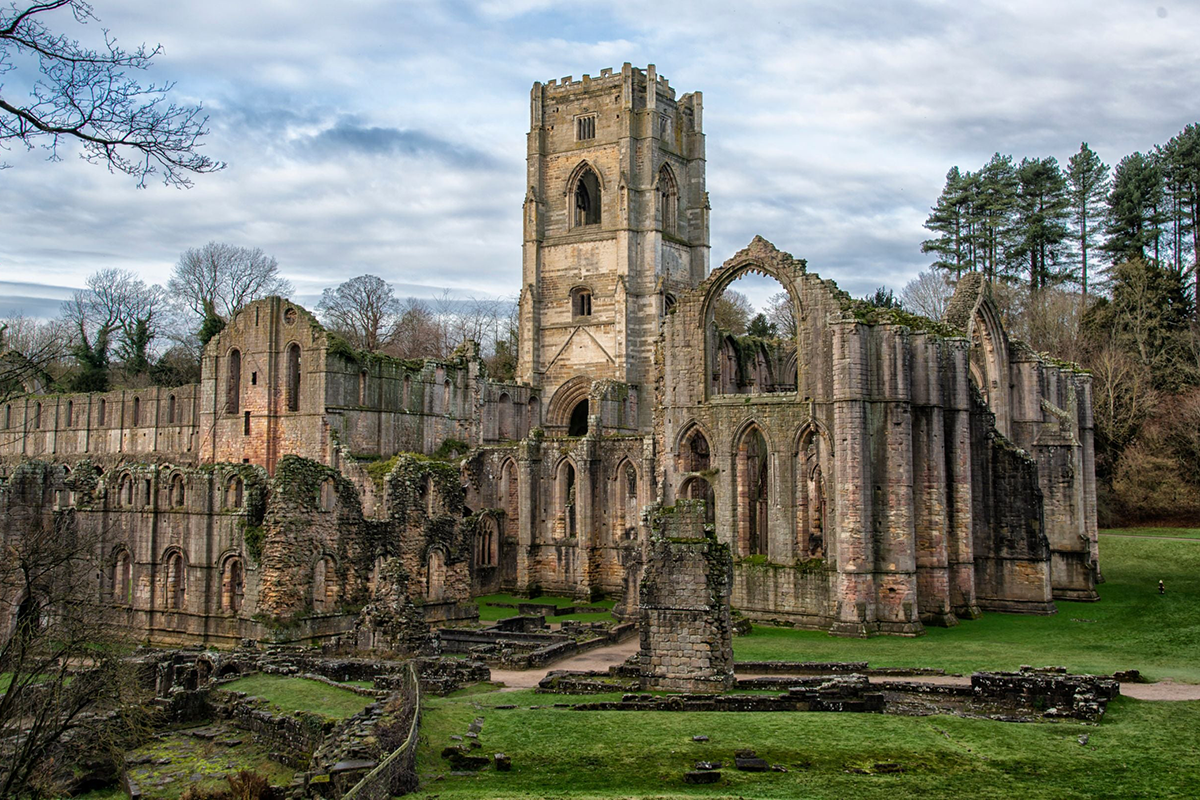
[733,532,1200,682]
[221,674,371,720]
[414,685,1200,799]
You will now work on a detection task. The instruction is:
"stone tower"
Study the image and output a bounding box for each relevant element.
[518,64,709,432]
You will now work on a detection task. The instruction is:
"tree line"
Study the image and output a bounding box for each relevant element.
[0,242,518,406]
[915,123,1200,526]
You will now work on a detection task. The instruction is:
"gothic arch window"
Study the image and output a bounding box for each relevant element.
[527,396,541,428]
[572,165,601,227]
[477,515,499,568]
[557,459,578,539]
[679,426,711,474]
[442,379,452,415]
[132,396,141,426]
[113,550,133,605]
[402,374,412,408]
[568,399,588,436]
[286,343,301,412]
[359,370,368,405]
[221,557,244,613]
[616,461,640,540]
[320,479,336,512]
[497,392,514,440]
[312,556,336,611]
[680,476,716,524]
[735,425,770,557]
[657,164,678,236]
[170,473,186,507]
[794,426,834,560]
[500,459,519,524]
[426,548,447,601]
[167,394,176,424]
[164,550,186,610]
[226,349,241,415]
[226,476,244,509]
[98,398,106,425]
[66,400,73,427]
[119,473,135,507]
[571,286,593,317]
[34,402,41,429]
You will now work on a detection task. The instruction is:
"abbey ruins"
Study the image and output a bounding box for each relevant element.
[0,64,1101,646]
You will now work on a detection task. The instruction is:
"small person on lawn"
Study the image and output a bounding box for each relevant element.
[1159,579,1166,595]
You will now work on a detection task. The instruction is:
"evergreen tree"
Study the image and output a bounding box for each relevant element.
[1158,124,1200,307]
[1012,156,1071,290]
[976,153,1019,280]
[746,313,778,338]
[921,167,974,277]
[1103,152,1165,265]
[1066,142,1110,302]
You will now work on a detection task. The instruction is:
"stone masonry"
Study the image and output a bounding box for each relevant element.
[0,64,1099,646]
[638,503,735,692]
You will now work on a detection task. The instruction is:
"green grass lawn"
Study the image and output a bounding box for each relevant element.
[1101,527,1200,539]
[731,534,1200,682]
[474,593,616,623]
[220,673,371,720]
[413,686,1200,799]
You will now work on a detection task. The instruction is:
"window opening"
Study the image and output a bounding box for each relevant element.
[572,288,593,317]
[576,114,596,141]
[568,399,588,436]
[167,395,176,424]
[226,349,241,414]
[573,167,601,226]
[286,344,301,411]
[132,396,141,426]
[243,411,251,436]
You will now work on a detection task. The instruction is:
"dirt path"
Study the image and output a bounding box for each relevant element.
[488,638,1200,700]
[490,637,640,690]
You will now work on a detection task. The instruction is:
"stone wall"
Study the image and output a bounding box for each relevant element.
[638,503,735,691]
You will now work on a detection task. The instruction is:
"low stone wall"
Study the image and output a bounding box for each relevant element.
[573,676,885,713]
[339,665,422,800]
[210,691,334,768]
[972,669,1118,720]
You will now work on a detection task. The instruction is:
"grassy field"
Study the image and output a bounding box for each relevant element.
[732,534,1200,682]
[1100,527,1200,539]
[413,687,1200,799]
[221,674,371,720]
[474,592,616,623]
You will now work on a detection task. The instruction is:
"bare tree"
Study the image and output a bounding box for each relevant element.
[168,242,292,327]
[899,269,955,320]
[0,465,149,796]
[713,289,753,334]
[764,291,797,338]
[0,1,222,187]
[61,268,165,390]
[386,298,440,359]
[318,275,400,352]
[0,316,66,401]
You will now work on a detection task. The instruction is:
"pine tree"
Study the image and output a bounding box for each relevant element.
[1012,156,1071,290]
[1103,152,1166,265]
[1066,143,1110,302]
[976,153,1019,280]
[921,167,975,277]
[1158,124,1200,307]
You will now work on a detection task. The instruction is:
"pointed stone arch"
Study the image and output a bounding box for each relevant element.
[732,420,772,557]
[793,420,835,560]
[566,161,604,228]
[547,375,592,434]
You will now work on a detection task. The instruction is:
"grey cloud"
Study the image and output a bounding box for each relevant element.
[297,120,500,168]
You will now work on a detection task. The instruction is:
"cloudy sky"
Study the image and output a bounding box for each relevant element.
[2,0,1197,319]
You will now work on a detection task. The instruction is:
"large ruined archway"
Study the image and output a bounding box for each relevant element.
[699,246,803,399]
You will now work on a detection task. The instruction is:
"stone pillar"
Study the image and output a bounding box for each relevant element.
[945,341,980,618]
[638,503,735,692]
[874,326,922,636]
[516,435,541,593]
[912,335,956,627]
[831,323,874,637]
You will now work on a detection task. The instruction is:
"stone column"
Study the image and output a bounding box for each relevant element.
[638,502,735,692]
[831,323,873,637]
[516,435,541,593]
[945,341,980,618]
